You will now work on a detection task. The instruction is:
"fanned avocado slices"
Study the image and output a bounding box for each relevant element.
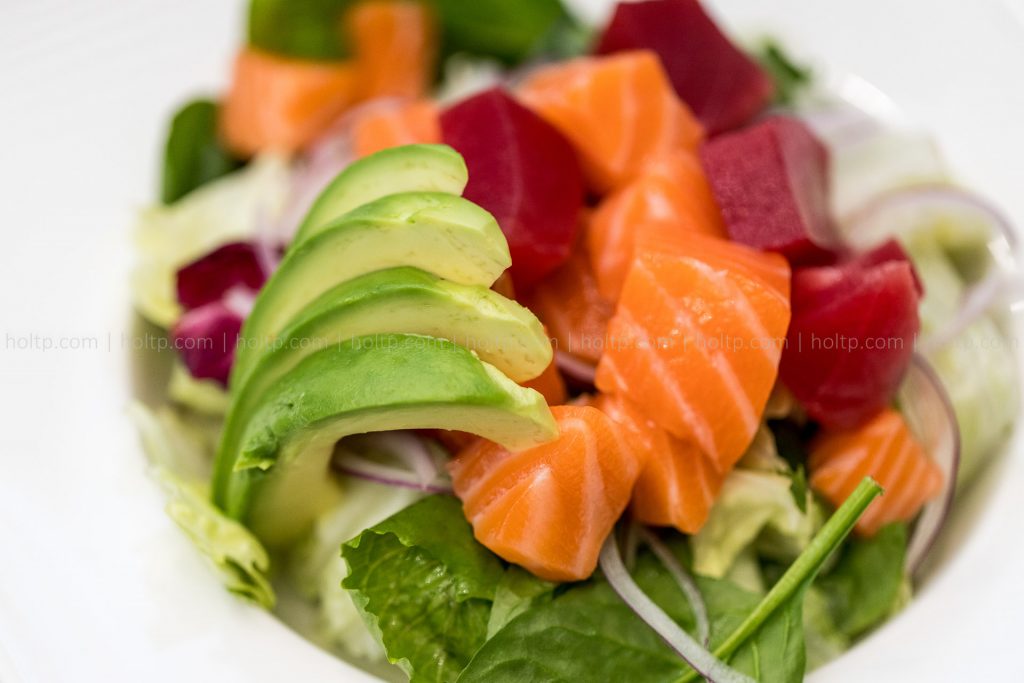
[214,266,553,499]
[293,144,468,246]
[214,334,557,547]
[231,191,511,385]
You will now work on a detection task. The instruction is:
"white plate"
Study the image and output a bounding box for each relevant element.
[0,0,1021,681]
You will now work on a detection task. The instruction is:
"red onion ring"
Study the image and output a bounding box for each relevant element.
[599,535,752,683]
[898,355,961,575]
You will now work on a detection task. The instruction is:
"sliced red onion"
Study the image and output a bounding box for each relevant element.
[843,183,1018,258]
[844,184,1021,349]
[599,535,753,683]
[897,355,961,575]
[333,453,453,494]
[171,301,243,386]
[919,269,1024,355]
[222,285,256,318]
[798,100,883,151]
[357,431,441,488]
[175,241,266,311]
[555,351,596,385]
[639,528,710,647]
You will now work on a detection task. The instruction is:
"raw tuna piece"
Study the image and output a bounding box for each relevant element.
[781,243,922,429]
[171,301,243,386]
[176,241,267,311]
[595,0,773,134]
[700,116,838,264]
[441,87,584,290]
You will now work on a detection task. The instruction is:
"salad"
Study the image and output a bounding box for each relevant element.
[130,0,1020,681]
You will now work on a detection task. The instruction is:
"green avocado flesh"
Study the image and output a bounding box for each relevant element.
[292,144,468,247]
[213,334,557,547]
[231,191,511,385]
[213,266,553,497]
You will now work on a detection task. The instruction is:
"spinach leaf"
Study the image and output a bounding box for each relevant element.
[461,553,752,683]
[161,100,243,204]
[486,566,555,638]
[802,586,851,671]
[342,495,503,683]
[432,0,570,65]
[680,478,882,683]
[755,40,813,106]
[248,0,352,61]
[816,523,908,638]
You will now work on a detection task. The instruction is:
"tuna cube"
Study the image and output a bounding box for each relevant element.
[781,241,922,429]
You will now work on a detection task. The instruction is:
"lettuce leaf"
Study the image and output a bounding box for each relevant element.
[341,495,504,682]
[132,155,289,327]
[691,469,821,578]
[167,361,230,416]
[288,479,424,659]
[155,467,275,608]
[131,401,273,607]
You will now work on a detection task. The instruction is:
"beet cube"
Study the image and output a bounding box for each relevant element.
[780,243,922,429]
[441,87,585,290]
[700,116,838,265]
[595,0,773,134]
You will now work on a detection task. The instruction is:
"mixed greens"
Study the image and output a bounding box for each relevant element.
[131,1,1019,681]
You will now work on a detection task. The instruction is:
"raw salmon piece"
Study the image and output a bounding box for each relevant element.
[595,393,723,533]
[809,408,944,536]
[221,48,361,156]
[595,234,791,472]
[522,249,613,366]
[449,405,641,581]
[518,50,704,193]
[587,151,726,300]
[350,99,441,158]
[346,0,437,100]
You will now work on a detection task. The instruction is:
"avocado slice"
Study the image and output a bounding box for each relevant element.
[231,191,511,385]
[213,334,557,547]
[214,266,553,493]
[293,144,468,247]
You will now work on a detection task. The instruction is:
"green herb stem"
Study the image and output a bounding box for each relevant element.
[680,477,883,682]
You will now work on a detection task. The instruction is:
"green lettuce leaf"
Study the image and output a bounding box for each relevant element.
[341,495,504,682]
[815,523,908,638]
[288,479,424,659]
[132,401,273,607]
[167,362,230,416]
[691,469,820,578]
[156,467,275,608]
[162,99,243,204]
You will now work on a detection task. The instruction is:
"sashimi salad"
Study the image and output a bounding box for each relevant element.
[131,0,1020,681]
